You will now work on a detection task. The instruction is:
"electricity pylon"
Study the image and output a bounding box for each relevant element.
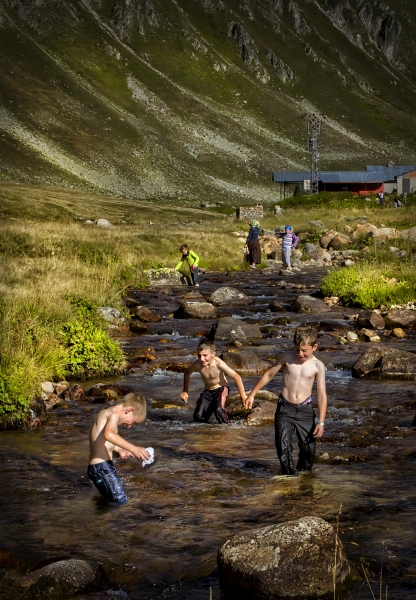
[301,113,326,195]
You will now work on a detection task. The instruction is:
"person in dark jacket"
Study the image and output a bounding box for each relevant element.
[245,219,261,269]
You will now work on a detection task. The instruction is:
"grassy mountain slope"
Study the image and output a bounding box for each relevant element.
[0,0,416,204]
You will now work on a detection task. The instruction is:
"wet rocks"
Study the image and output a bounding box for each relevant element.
[63,384,87,402]
[212,317,262,341]
[218,516,350,598]
[356,310,385,330]
[131,306,162,322]
[129,320,148,334]
[245,399,276,425]
[20,558,104,595]
[384,309,416,329]
[319,319,353,332]
[177,300,218,319]
[221,350,271,375]
[291,295,332,313]
[352,347,416,379]
[269,299,285,312]
[208,286,254,307]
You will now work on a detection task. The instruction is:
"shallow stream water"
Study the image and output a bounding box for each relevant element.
[1,266,416,599]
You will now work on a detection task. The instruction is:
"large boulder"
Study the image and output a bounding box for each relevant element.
[330,233,350,250]
[221,351,272,375]
[304,244,331,262]
[218,516,350,598]
[20,559,104,594]
[384,309,416,329]
[352,223,378,239]
[319,230,337,249]
[212,317,262,341]
[209,287,254,307]
[177,300,218,319]
[352,347,416,379]
[356,310,385,330]
[291,295,331,313]
[144,268,182,287]
[367,227,401,242]
[400,226,416,241]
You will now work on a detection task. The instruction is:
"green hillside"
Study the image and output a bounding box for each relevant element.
[1,0,416,203]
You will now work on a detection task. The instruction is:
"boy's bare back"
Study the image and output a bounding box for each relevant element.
[89,401,149,465]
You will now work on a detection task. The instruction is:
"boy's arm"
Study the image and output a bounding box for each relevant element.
[313,360,327,438]
[216,359,246,405]
[180,361,199,403]
[245,356,286,409]
[104,414,150,461]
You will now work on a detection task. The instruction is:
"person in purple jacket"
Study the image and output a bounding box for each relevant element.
[281,225,298,271]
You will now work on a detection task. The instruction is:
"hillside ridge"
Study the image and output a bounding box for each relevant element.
[0,0,415,203]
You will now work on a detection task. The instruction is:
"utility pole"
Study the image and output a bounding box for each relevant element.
[300,113,326,195]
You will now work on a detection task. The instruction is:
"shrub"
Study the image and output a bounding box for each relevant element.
[60,297,125,379]
[321,263,416,308]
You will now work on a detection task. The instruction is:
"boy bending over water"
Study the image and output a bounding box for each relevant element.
[181,338,247,424]
[88,393,150,504]
[246,326,327,475]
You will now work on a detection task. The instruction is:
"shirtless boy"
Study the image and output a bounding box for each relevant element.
[181,338,247,424]
[246,326,327,475]
[88,393,150,504]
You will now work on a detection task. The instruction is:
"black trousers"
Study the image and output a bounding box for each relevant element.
[193,386,230,424]
[274,398,316,474]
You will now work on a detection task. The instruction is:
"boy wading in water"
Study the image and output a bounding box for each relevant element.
[246,326,327,475]
[88,393,150,504]
[181,338,247,424]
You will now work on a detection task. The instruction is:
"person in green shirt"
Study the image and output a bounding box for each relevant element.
[174,244,200,286]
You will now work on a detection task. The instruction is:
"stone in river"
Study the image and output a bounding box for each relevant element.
[212,317,262,340]
[352,347,416,379]
[291,295,331,313]
[209,286,254,307]
[218,516,350,598]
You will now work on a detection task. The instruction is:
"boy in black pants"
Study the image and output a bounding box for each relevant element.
[181,338,247,424]
[245,326,327,475]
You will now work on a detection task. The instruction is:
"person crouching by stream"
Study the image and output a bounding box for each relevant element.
[174,244,200,286]
[88,394,150,505]
[281,225,298,271]
[181,338,247,424]
[245,219,262,270]
[245,326,327,476]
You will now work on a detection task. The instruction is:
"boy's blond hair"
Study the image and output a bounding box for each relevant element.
[294,325,317,347]
[197,338,215,353]
[121,393,146,418]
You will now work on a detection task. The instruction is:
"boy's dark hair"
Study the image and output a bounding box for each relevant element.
[294,325,317,347]
[180,244,189,252]
[197,338,215,353]
[121,393,146,418]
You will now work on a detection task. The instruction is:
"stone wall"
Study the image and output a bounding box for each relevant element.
[236,206,264,220]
